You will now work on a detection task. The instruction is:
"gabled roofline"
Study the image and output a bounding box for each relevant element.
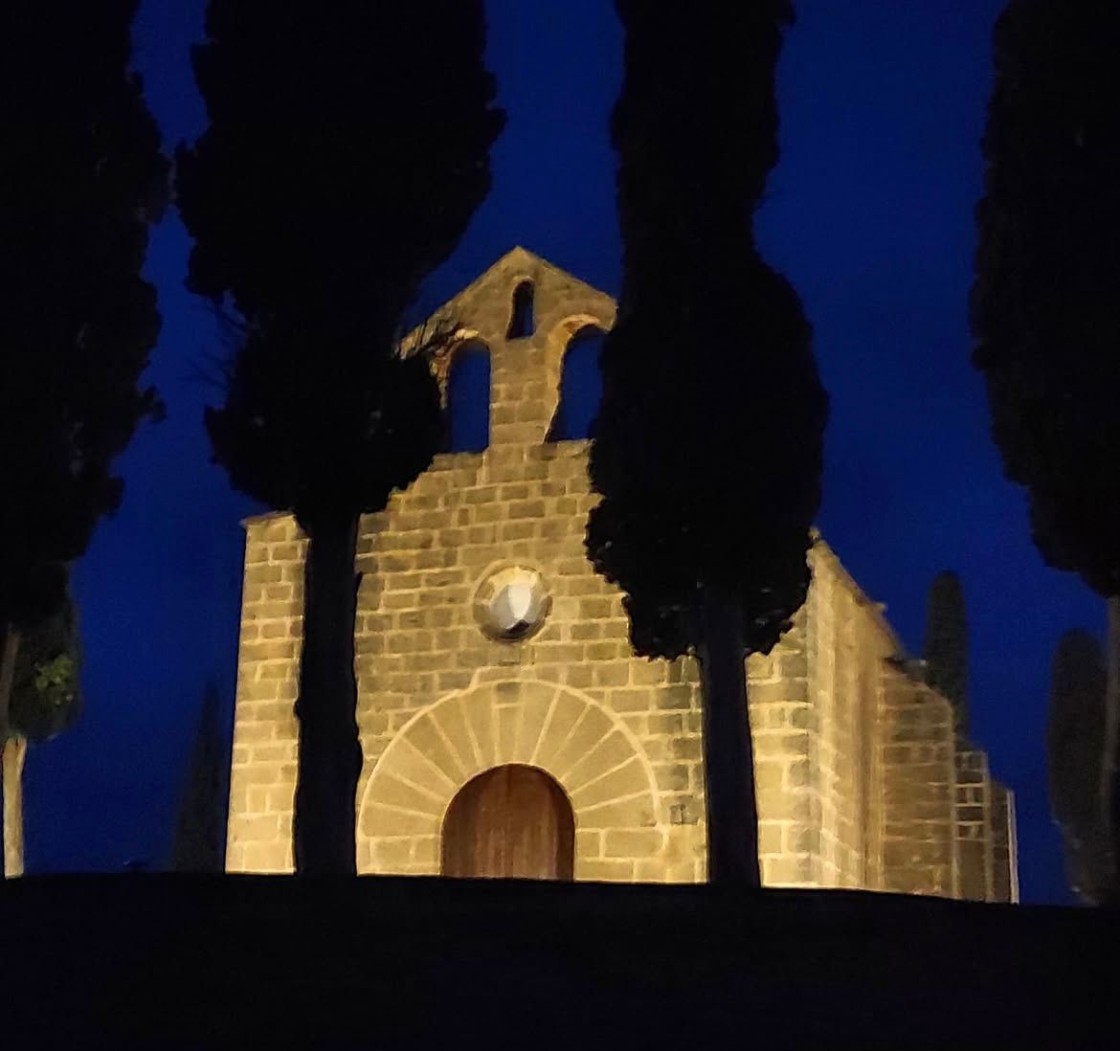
[400,245,615,353]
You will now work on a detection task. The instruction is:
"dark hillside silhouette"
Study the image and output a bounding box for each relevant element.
[2,877,1117,1048]
[175,1,505,873]
[587,1,827,885]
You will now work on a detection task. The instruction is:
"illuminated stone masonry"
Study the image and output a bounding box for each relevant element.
[226,246,1018,900]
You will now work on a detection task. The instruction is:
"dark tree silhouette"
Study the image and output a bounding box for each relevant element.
[923,571,969,736]
[0,1,166,877]
[587,2,827,886]
[972,0,1120,896]
[170,682,229,874]
[176,1,504,873]
[1048,630,1109,903]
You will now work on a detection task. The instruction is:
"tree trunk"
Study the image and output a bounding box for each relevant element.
[1,625,21,879]
[696,584,761,887]
[293,511,363,875]
[2,735,27,879]
[1101,595,1120,900]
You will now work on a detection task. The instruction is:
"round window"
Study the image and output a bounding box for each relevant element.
[474,565,550,642]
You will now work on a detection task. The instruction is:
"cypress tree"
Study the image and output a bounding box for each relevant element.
[923,571,970,736]
[972,0,1120,893]
[0,1,166,876]
[1048,630,1110,903]
[587,1,827,885]
[176,1,504,873]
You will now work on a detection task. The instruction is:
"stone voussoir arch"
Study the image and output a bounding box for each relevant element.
[541,309,614,364]
[358,679,664,876]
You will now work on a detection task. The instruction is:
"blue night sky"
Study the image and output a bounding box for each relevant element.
[23,0,1103,905]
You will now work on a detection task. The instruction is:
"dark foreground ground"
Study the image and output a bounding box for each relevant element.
[2,875,1116,1049]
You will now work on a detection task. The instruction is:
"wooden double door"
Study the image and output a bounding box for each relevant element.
[441,764,574,880]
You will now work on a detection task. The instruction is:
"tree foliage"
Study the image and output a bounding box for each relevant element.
[587,0,827,662]
[0,0,167,633]
[9,584,81,744]
[923,570,969,736]
[1048,630,1110,903]
[587,2,826,884]
[973,0,1120,899]
[1,3,164,878]
[176,1,505,525]
[176,1,504,872]
[972,0,1120,597]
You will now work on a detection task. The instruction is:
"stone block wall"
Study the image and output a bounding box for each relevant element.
[747,625,818,887]
[351,431,710,881]
[804,545,892,890]
[226,514,304,873]
[350,250,710,882]
[879,667,958,896]
[228,250,703,881]
[224,247,1017,901]
[955,746,994,901]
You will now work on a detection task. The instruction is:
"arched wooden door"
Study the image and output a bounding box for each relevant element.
[441,764,574,879]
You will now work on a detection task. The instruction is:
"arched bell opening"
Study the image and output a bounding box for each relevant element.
[445,341,491,453]
[547,325,605,442]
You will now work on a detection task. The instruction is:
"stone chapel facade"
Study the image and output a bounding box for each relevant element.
[226,247,1018,901]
